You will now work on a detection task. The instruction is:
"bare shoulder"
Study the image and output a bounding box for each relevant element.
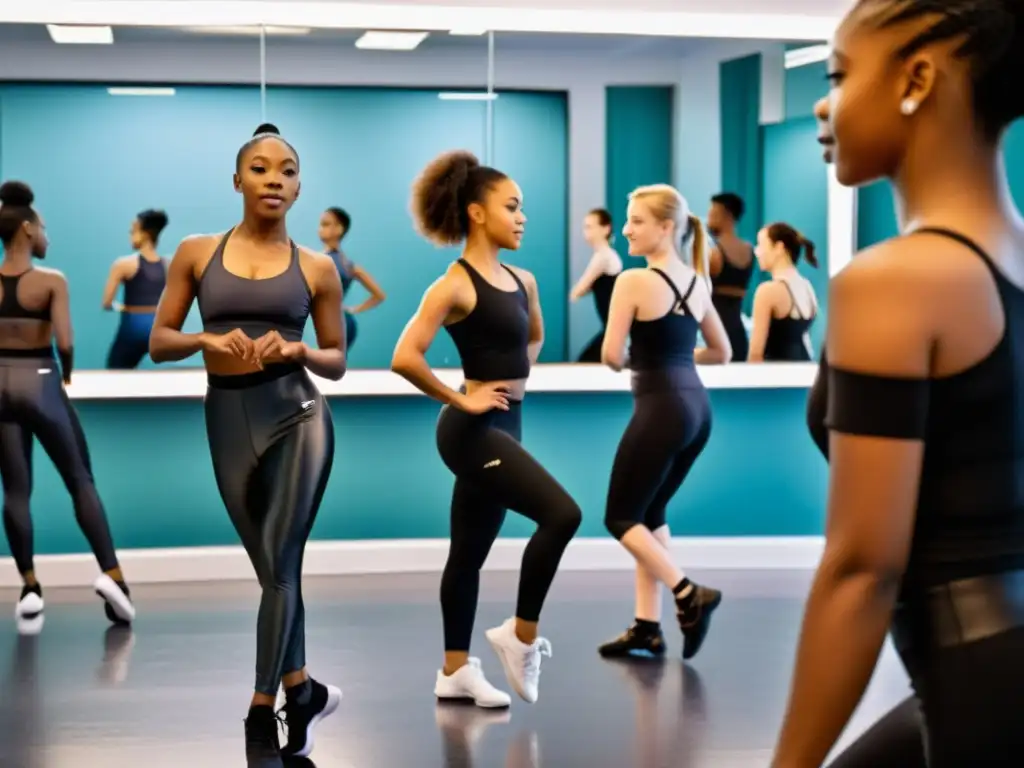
[505,263,538,293]
[175,233,222,260]
[298,245,334,269]
[34,266,68,287]
[832,235,948,305]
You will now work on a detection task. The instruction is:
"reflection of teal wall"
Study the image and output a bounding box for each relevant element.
[720,54,763,246]
[856,121,1024,249]
[0,387,826,558]
[0,85,568,369]
[785,61,827,120]
[761,117,829,354]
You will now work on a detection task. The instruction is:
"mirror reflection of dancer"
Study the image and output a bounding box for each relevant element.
[706,193,753,362]
[773,1,1024,766]
[150,125,343,765]
[0,180,135,627]
[570,208,622,362]
[318,207,386,352]
[597,184,729,661]
[102,209,169,369]
[393,150,582,709]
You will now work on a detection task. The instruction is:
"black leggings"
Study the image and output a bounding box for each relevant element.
[204,365,334,696]
[828,621,1024,766]
[577,330,604,363]
[712,294,748,363]
[106,312,154,370]
[436,400,581,651]
[0,352,119,576]
[605,377,711,539]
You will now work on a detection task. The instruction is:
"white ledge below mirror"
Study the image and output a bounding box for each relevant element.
[62,362,819,400]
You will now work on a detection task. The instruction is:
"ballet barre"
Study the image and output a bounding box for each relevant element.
[63,362,819,400]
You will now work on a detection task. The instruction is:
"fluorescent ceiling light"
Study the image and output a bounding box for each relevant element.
[438,92,498,101]
[355,31,428,50]
[7,5,838,42]
[46,24,113,44]
[181,25,312,36]
[107,87,176,96]
[784,44,830,69]
[449,28,487,36]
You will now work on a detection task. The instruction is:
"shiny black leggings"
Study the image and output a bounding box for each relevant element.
[828,625,1024,767]
[204,365,334,696]
[436,401,582,651]
[0,353,119,576]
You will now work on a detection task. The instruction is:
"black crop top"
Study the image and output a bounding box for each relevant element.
[0,271,51,322]
[629,269,700,371]
[445,259,530,381]
[806,227,1024,591]
[122,255,167,307]
[197,229,311,342]
[765,279,815,362]
[711,240,754,293]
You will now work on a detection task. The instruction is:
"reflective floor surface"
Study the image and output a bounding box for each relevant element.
[0,569,912,768]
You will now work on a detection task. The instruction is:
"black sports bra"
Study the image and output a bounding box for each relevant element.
[0,272,51,322]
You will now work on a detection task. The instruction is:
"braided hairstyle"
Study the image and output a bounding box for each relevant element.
[856,0,1024,137]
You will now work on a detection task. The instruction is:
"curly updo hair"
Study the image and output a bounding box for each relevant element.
[0,180,38,247]
[410,150,508,246]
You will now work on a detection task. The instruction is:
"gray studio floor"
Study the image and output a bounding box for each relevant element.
[0,569,912,768]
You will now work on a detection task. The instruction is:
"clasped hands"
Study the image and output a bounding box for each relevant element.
[202,328,306,368]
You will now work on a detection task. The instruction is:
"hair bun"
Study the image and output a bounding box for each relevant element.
[0,180,33,208]
[253,122,280,137]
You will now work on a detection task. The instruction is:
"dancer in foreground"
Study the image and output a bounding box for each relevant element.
[318,206,386,351]
[597,184,729,660]
[773,2,1024,765]
[150,124,343,764]
[0,180,134,627]
[393,149,582,708]
[102,208,169,369]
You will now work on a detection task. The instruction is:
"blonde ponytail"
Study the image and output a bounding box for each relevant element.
[688,213,708,280]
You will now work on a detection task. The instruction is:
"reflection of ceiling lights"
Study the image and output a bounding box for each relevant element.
[107,87,176,96]
[46,24,114,44]
[784,44,830,69]
[355,31,429,50]
[438,92,498,101]
[181,26,312,37]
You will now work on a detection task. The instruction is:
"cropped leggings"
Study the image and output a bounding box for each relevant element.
[0,352,119,576]
[106,311,155,370]
[605,379,711,540]
[436,400,582,651]
[204,365,334,696]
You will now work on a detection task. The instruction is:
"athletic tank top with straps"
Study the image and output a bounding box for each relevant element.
[327,248,355,294]
[629,269,700,371]
[122,255,166,307]
[0,271,50,322]
[711,240,753,293]
[197,229,311,342]
[764,279,815,361]
[807,227,1024,589]
[445,259,530,381]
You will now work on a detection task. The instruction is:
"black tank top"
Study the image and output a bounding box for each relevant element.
[0,271,50,322]
[122,255,166,307]
[629,269,700,372]
[197,229,311,342]
[445,259,530,381]
[807,227,1024,590]
[591,272,617,326]
[764,279,815,361]
[711,240,753,293]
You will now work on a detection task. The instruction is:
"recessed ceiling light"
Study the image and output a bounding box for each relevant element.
[46,24,114,45]
[355,31,428,51]
[784,44,830,69]
[181,25,312,37]
[438,92,498,101]
[107,87,177,96]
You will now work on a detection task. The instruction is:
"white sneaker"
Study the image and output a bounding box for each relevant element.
[434,657,511,708]
[485,618,552,704]
[94,574,135,624]
[15,586,43,619]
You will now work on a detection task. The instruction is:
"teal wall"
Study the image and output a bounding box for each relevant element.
[604,85,675,266]
[720,54,763,246]
[0,84,569,369]
[760,117,830,354]
[0,388,827,558]
[785,61,827,120]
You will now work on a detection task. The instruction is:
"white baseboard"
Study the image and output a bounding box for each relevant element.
[0,536,826,588]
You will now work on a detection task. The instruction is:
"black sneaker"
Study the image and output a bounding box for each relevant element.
[676,586,722,660]
[279,679,342,758]
[598,623,667,658]
[245,705,284,766]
